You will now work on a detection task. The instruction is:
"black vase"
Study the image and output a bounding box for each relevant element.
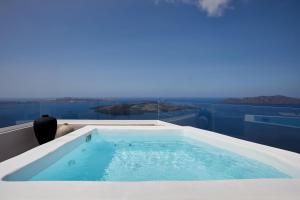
[33,115,57,144]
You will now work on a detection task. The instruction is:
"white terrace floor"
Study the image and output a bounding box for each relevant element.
[0,120,300,200]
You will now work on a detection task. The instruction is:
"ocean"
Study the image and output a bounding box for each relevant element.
[1,98,300,153]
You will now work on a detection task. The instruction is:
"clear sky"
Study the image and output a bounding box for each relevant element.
[0,0,299,98]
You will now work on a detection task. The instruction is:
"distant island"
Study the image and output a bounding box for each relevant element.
[93,101,195,115]
[1,96,300,107]
[45,97,117,103]
[0,97,117,104]
[223,95,300,105]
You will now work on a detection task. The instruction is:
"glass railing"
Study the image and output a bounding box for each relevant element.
[0,100,40,127]
[1,98,300,153]
[0,98,161,127]
[158,98,300,153]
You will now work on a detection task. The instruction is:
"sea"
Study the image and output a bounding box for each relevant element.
[1,98,300,153]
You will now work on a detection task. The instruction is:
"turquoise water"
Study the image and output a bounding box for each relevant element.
[27,130,289,181]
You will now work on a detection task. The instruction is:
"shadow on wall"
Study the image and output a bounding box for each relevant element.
[0,123,84,162]
[0,126,39,162]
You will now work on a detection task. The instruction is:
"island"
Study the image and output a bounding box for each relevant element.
[93,101,195,115]
[223,95,300,105]
[0,97,117,104]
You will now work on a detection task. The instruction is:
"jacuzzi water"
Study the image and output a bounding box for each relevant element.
[6,129,290,181]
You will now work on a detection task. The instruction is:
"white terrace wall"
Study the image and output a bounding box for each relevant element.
[0,125,38,162]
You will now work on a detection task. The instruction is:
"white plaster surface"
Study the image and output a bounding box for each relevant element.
[0,120,300,200]
[1,179,300,200]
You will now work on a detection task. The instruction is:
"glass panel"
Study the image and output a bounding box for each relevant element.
[158,98,300,153]
[0,100,40,127]
[1,97,300,153]
[38,98,160,121]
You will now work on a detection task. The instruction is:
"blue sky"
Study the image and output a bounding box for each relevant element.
[0,0,299,98]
